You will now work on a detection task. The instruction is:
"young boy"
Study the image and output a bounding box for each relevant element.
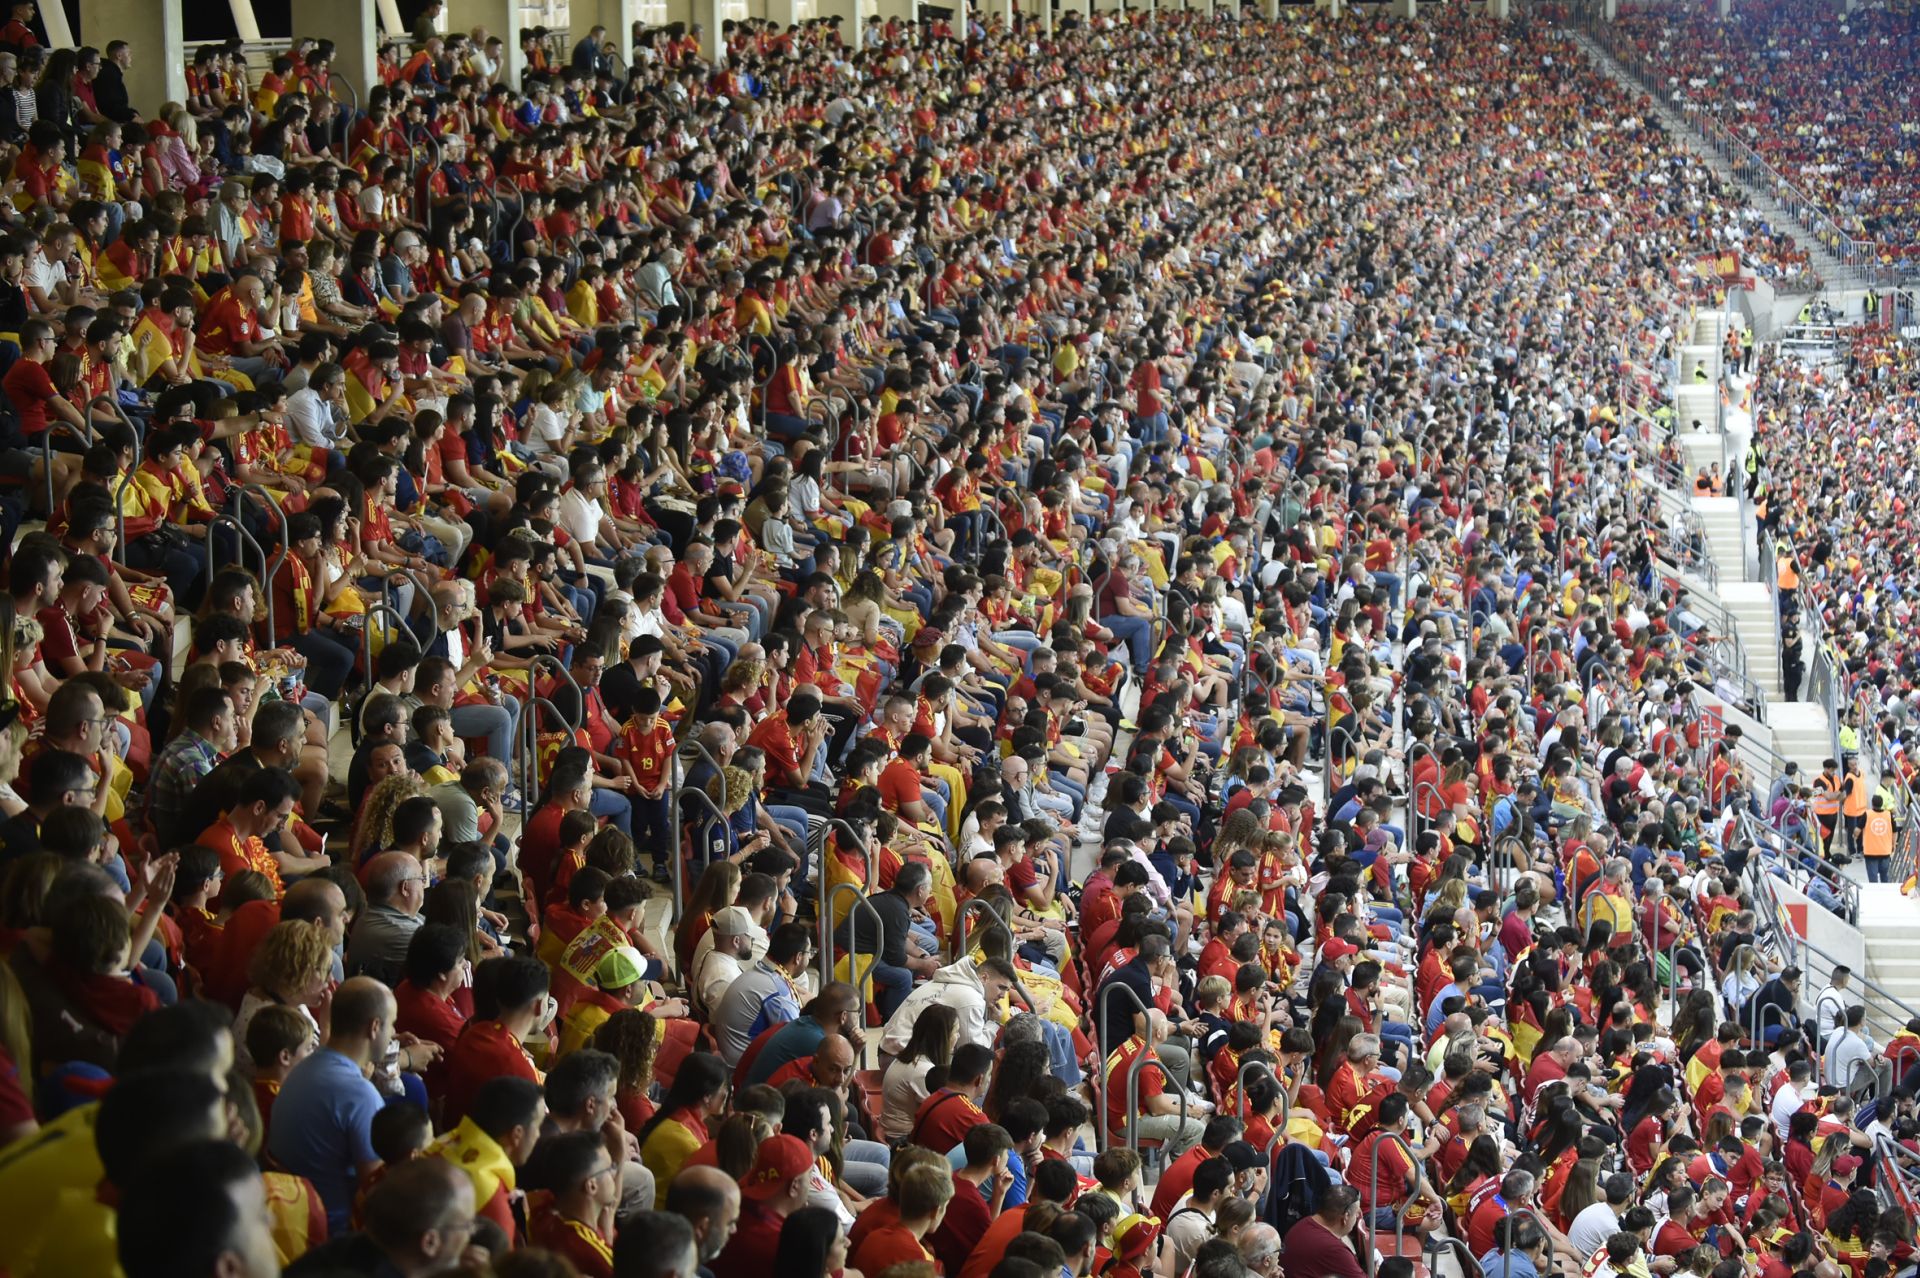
[541,808,600,914]
[619,686,674,880]
[246,1002,317,1145]
[538,862,609,969]
[169,843,228,975]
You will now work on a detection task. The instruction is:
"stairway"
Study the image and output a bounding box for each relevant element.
[1857,891,1920,1022]
[1715,581,1780,699]
[1565,30,1866,292]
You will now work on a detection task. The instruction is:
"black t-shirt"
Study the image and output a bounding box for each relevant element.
[703,553,735,598]
[1102,803,1152,845]
[600,660,646,725]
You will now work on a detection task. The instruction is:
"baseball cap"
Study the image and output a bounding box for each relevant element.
[713,905,753,937]
[1323,939,1357,962]
[742,1134,815,1200]
[1221,1140,1264,1172]
[594,945,646,990]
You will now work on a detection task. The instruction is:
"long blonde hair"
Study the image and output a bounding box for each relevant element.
[161,101,198,150]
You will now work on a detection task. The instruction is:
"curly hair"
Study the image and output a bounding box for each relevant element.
[247,919,334,996]
[592,1007,659,1105]
[351,773,426,863]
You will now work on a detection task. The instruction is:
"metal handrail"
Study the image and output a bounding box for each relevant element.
[233,484,288,646]
[41,419,93,514]
[515,693,571,823]
[677,783,727,882]
[88,395,140,564]
[1095,979,1188,1155]
[1749,860,1915,1049]
[528,653,584,732]
[208,510,263,585]
[1666,943,1706,1017]
[491,178,525,256]
[1361,1130,1422,1276]
[1742,810,1860,924]
[387,567,440,656]
[1410,779,1446,865]
[359,598,413,689]
[824,880,884,995]
[675,737,730,811]
[954,895,1014,959]
[818,819,879,972]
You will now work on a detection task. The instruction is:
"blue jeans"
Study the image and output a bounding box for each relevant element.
[872,961,913,1018]
[765,804,810,848]
[1101,613,1152,670]
[633,793,672,864]
[1371,570,1403,611]
[450,697,521,779]
[1040,1018,1082,1086]
[590,786,634,836]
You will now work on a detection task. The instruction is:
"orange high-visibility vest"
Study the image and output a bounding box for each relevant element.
[1811,773,1842,818]
[1864,811,1894,859]
[1778,557,1800,590]
[1843,774,1869,819]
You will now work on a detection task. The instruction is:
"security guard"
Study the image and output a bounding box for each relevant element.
[1864,793,1896,883]
[1811,757,1843,858]
[1841,755,1868,857]
[1776,546,1800,617]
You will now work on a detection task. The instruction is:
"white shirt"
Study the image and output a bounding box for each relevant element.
[1813,985,1850,1038]
[1567,1201,1621,1258]
[24,252,65,297]
[1771,1080,1804,1141]
[694,946,744,1016]
[557,487,608,545]
[1161,1196,1215,1276]
[881,1056,936,1142]
[1826,1027,1876,1091]
[526,403,567,453]
[287,386,345,447]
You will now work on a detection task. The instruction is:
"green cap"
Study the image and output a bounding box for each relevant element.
[595,945,647,990]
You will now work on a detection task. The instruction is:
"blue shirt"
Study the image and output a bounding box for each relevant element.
[1425,982,1464,1035]
[1476,1250,1538,1278]
[266,1048,384,1231]
[946,1144,1028,1207]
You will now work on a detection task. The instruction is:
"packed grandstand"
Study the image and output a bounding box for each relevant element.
[0,1,1916,1277]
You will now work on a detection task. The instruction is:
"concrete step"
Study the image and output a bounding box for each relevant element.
[1862,925,1920,945]
[1767,701,1838,774]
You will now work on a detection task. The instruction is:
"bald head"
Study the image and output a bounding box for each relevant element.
[283,877,348,945]
[667,1165,742,1263]
[812,1034,854,1088]
[329,975,396,1059]
[365,851,426,913]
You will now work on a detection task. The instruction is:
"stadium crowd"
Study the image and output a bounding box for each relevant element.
[1604,0,1920,260]
[1745,327,1920,865]
[0,4,1912,1278]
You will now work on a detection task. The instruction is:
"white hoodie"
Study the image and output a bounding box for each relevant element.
[879,956,997,1056]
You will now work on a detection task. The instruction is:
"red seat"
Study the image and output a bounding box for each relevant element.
[1373,1232,1426,1278]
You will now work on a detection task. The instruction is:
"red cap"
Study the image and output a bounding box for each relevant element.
[1323,939,1358,962]
[741,1135,814,1200]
